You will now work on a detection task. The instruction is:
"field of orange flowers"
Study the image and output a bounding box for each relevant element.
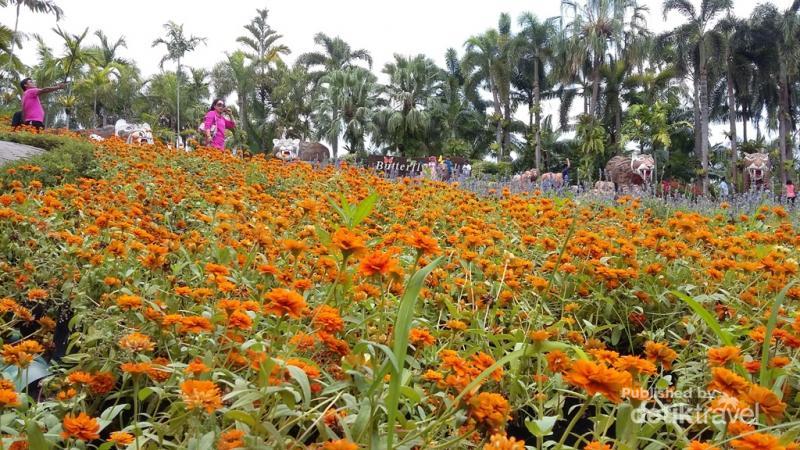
[1,133,799,450]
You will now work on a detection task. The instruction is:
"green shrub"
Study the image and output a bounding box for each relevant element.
[471,160,513,180]
[0,132,99,188]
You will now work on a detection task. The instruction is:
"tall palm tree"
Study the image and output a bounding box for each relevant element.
[152,21,205,145]
[314,67,377,157]
[53,26,92,129]
[91,30,129,66]
[463,13,515,161]
[516,13,558,170]
[297,33,373,83]
[373,54,442,156]
[663,0,732,194]
[4,0,63,76]
[714,13,747,183]
[76,63,119,127]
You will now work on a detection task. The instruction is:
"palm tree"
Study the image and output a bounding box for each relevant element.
[463,14,515,161]
[152,21,206,145]
[373,54,442,156]
[3,0,63,76]
[91,30,129,66]
[52,26,93,129]
[662,0,732,194]
[76,63,120,127]
[714,13,747,183]
[516,13,558,170]
[297,32,373,83]
[314,67,377,157]
[211,51,254,146]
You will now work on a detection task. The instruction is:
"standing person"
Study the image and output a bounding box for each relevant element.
[444,157,453,181]
[786,180,796,206]
[20,78,67,130]
[718,177,729,200]
[561,158,571,187]
[203,99,236,151]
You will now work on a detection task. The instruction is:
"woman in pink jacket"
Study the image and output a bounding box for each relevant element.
[204,98,235,151]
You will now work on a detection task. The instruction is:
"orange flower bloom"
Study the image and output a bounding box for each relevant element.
[468,392,511,431]
[66,371,94,386]
[546,350,571,373]
[178,316,214,334]
[484,433,525,450]
[358,251,399,277]
[614,356,657,376]
[585,442,612,450]
[89,372,116,394]
[180,379,222,413]
[227,309,253,330]
[116,294,143,310]
[405,230,440,255]
[686,441,719,450]
[707,346,742,367]
[118,332,155,352]
[186,358,211,376]
[741,385,786,422]
[708,367,749,397]
[61,412,100,441]
[644,341,678,370]
[218,429,245,450]
[108,431,135,446]
[409,328,436,347]
[0,388,20,407]
[445,319,468,331]
[563,360,633,403]
[264,288,307,319]
[331,228,367,257]
[312,305,344,333]
[323,440,358,450]
[730,432,785,450]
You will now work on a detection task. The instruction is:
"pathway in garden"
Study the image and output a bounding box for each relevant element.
[0,141,45,166]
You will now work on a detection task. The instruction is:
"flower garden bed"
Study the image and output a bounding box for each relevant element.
[1,134,799,449]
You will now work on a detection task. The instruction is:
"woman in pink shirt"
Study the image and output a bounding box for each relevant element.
[203,98,235,151]
[20,77,66,130]
[786,180,796,206]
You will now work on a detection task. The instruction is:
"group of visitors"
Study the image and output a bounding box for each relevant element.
[14,75,236,152]
[420,156,471,181]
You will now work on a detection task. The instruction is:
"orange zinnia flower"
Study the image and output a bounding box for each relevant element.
[89,372,116,394]
[186,358,211,376]
[584,442,613,450]
[483,433,525,450]
[0,388,20,407]
[218,429,245,450]
[312,305,344,333]
[180,379,222,413]
[563,360,633,403]
[686,441,719,450]
[358,251,399,277]
[409,328,436,347]
[322,439,358,450]
[108,431,135,446]
[741,385,786,422]
[263,288,306,319]
[227,309,253,330]
[61,412,100,441]
[708,367,749,397]
[468,392,511,431]
[405,230,440,255]
[118,332,155,352]
[644,341,678,370]
[331,227,367,257]
[707,346,742,367]
[730,432,785,450]
[178,316,214,334]
[546,350,571,373]
[116,294,143,310]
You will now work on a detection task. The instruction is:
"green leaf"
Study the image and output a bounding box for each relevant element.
[671,291,733,346]
[26,420,51,450]
[286,365,312,408]
[224,410,266,434]
[759,281,797,387]
[385,256,443,450]
[98,404,129,432]
[350,192,378,228]
[525,416,557,437]
[138,387,154,402]
[316,225,332,247]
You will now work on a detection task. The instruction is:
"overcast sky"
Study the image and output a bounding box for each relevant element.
[3,0,793,147]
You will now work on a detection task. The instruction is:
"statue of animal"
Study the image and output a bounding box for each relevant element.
[513,168,539,184]
[742,152,770,191]
[605,154,655,191]
[114,119,154,145]
[539,172,564,189]
[272,138,330,162]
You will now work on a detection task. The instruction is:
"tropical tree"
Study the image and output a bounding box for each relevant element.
[211,51,254,146]
[372,54,443,156]
[271,63,315,140]
[516,13,558,170]
[463,13,515,161]
[52,26,93,128]
[314,67,377,157]
[662,0,733,194]
[3,0,63,76]
[152,21,206,145]
[75,62,119,127]
[297,32,373,83]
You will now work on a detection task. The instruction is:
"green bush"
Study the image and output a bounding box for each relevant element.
[0,132,99,188]
[471,160,513,180]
